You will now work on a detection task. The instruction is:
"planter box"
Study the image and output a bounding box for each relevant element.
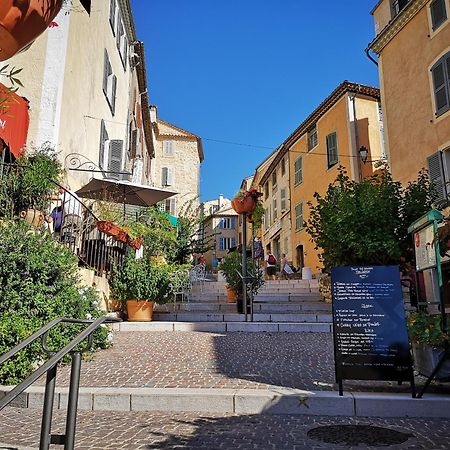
[412,343,450,381]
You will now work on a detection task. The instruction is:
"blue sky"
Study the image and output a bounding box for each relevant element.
[131,0,380,201]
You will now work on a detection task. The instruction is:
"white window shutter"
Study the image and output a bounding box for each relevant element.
[166,167,174,186]
[164,141,174,156]
[108,140,123,180]
[427,151,447,204]
[170,198,176,215]
[162,167,168,186]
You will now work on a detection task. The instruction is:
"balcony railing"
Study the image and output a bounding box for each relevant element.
[392,0,411,18]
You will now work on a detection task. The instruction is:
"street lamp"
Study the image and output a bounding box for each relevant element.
[359,146,369,164]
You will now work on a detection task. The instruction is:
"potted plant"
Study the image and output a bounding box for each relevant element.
[219,251,264,311]
[247,202,265,228]
[110,255,170,322]
[231,188,263,215]
[0,0,64,62]
[407,311,450,380]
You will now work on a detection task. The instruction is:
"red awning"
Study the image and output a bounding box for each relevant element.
[0,83,30,159]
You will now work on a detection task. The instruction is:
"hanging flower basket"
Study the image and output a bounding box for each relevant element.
[231,188,263,215]
[0,0,64,62]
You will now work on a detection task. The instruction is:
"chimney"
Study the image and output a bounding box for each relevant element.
[218,194,224,208]
[149,105,158,123]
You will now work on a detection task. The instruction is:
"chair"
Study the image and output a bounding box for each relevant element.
[189,264,209,293]
[168,269,192,311]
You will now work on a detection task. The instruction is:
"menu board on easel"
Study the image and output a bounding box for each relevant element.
[331,266,415,397]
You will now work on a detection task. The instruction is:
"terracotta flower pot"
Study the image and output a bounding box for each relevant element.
[226,285,237,303]
[20,209,43,227]
[127,236,143,250]
[0,0,63,61]
[126,300,154,322]
[231,196,257,215]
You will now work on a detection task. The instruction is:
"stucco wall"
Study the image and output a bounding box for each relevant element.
[378,4,450,184]
[373,0,393,34]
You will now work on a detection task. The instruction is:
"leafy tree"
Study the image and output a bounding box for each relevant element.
[306,167,434,271]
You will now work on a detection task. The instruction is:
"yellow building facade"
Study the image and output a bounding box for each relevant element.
[369,0,450,195]
[278,82,383,274]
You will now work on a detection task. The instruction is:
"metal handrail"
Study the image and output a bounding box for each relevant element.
[0,317,119,450]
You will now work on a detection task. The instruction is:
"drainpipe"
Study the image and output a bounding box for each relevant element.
[350,94,362,181]
[365,47,378,66]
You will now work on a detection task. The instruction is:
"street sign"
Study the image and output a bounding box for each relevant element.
[331,266,415,397]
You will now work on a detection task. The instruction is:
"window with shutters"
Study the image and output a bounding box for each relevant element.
[326,132,339,168]
[430,0,447,30]
[307,125,318,151]
[116,15,128,69]
[129,126,138,159]
[219,237,236,251]
[281,188,286,212]
[99,120,109,170]
[264,207,269,230]
[103,51,117,115]
[219,217,236,229]
[273,198,277,220]
[162,167,174,186]
[295,203,303,231]
[281,157,286,176]
[109,0,116,34]
[391,0,410,18]
[107,140,123,180]
[428,151,448,204]
[272,171,277,192]
[264,182,269,200]
[163,141,174,156]
[294,156,303,185]
[431,51,450,117]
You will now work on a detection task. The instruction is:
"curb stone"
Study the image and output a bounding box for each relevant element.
[1,386,449,418]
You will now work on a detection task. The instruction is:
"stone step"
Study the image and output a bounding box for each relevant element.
[112,321,333,333]
[4,386,448,418]
[155,302,331,313]
[153,312,332,323]
[255,294,323,302]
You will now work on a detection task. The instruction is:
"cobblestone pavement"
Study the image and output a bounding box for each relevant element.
[33,331,449,393]
[1,407,450,449]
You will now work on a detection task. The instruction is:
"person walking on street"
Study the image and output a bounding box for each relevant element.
[264,247,277,280]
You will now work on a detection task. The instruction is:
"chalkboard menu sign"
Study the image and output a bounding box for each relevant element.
[331,266,415,396]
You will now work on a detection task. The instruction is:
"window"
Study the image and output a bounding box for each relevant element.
[219,237,236,251]
[392,0,410,17]
[109,0,116,33]
[272,171,277,191]
[107,140,123,180]
[294,156,303,185]
[281,188,286,212]
[163,141,174,156]
[219,217,236,229]
[103,51,117,114]
[116,16,128,69]
[281,157,286,176]
[295,203,303,231]
[162,167,174,186]
[428,151,447,204]
[307,126,318,151]
[431,0,447,30]
[273,198,277,220]
[431,52,450,116]
[99,119,109,170]
[264,207,269,230]
[264,182,269,200]
[129,126,138,159]
[326,132,339,168]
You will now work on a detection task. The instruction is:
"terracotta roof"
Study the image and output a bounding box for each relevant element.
[259,81,380,185]
[134,41,154,158]
[155,119,204,162]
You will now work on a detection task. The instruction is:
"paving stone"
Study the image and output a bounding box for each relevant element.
[1,408,450,449]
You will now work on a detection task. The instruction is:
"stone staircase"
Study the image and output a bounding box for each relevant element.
[120,279,333,333]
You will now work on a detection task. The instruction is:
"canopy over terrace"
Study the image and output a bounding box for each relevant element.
[76,177,177,211]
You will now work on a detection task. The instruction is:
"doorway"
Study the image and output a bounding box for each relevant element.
[296,245,304,272]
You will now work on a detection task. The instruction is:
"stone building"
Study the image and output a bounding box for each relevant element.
[150,106,204,217]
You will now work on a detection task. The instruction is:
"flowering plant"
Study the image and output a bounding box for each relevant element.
[407,311,449,347]
[235,188,263,201]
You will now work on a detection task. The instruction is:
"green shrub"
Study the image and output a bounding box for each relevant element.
[0,220,110,385]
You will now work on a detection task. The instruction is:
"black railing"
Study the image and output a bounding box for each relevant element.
[56,188,128,276]
[0,317,119,450]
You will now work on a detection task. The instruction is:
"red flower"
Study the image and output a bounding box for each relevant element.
[48,22,59,28]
